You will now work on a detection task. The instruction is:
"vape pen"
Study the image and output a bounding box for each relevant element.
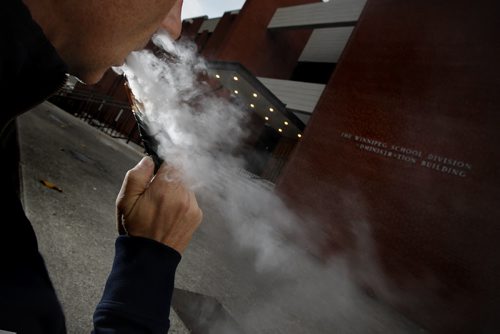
[125,83,164,173]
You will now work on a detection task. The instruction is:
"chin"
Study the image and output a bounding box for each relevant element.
[73,69,107,85]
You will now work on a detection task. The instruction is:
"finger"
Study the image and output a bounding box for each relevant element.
[116,156,155,233]
[155,162,182,184]
[117,214,127,235]
[121,156,155,198]
[186,191,203,225]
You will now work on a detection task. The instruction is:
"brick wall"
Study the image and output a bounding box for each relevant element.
[205,0,319,79]
[276,0,500,332]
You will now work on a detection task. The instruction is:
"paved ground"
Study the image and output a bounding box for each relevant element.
[18,103,188,334]
[18,102,426,334]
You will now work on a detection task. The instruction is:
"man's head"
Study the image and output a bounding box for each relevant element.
[23,0,184,84]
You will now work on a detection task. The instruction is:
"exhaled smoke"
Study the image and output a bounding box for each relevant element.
[120,31,303,271]
[118,31,425,333]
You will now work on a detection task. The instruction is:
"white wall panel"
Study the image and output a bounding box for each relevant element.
[257,77,325,114]
[299,27,354,63]
[269,0,367,29]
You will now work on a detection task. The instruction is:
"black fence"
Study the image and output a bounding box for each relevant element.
[49,86,142,146]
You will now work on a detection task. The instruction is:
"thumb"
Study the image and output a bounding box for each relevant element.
[116,156,155,224]
[123,156,155,197]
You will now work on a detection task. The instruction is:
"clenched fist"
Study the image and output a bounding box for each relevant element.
[116,156,203,253]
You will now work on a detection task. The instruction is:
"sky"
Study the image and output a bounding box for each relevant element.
[182,0,247,19]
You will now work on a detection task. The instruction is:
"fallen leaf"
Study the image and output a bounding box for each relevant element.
[40,180,63,193]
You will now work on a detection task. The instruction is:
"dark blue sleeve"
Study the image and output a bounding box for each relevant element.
[92,236,181,334]
[0,186,67,333]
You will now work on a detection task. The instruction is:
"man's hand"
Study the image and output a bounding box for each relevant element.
[116,156,203,253]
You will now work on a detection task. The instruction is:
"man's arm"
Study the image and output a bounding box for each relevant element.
[93,157,202,333]
[93,237,180,333]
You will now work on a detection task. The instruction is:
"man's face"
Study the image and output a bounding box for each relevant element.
[57,0,183,84]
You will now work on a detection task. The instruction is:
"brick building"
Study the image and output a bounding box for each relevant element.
[52,1,500,332]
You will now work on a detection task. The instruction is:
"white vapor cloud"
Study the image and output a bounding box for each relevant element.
[116,31,426,334]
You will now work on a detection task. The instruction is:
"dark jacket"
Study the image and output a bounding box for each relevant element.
[0,1,180,333]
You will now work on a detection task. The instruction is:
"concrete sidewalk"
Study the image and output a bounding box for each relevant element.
[18,102,424,334]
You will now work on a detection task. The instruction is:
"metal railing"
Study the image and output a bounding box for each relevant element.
[49,87,142,146]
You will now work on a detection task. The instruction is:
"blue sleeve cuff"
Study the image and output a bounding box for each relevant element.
[93,236,181,332]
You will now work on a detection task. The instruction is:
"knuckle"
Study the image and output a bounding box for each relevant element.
[155,189,168,202]
[194,208,203,224]
[124,169,136,181]
[177,194,191,214]
[187,205,203,224]
[156,173,182,189]
[116,195,125,209]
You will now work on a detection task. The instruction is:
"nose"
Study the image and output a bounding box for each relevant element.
[161,0,183,40]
